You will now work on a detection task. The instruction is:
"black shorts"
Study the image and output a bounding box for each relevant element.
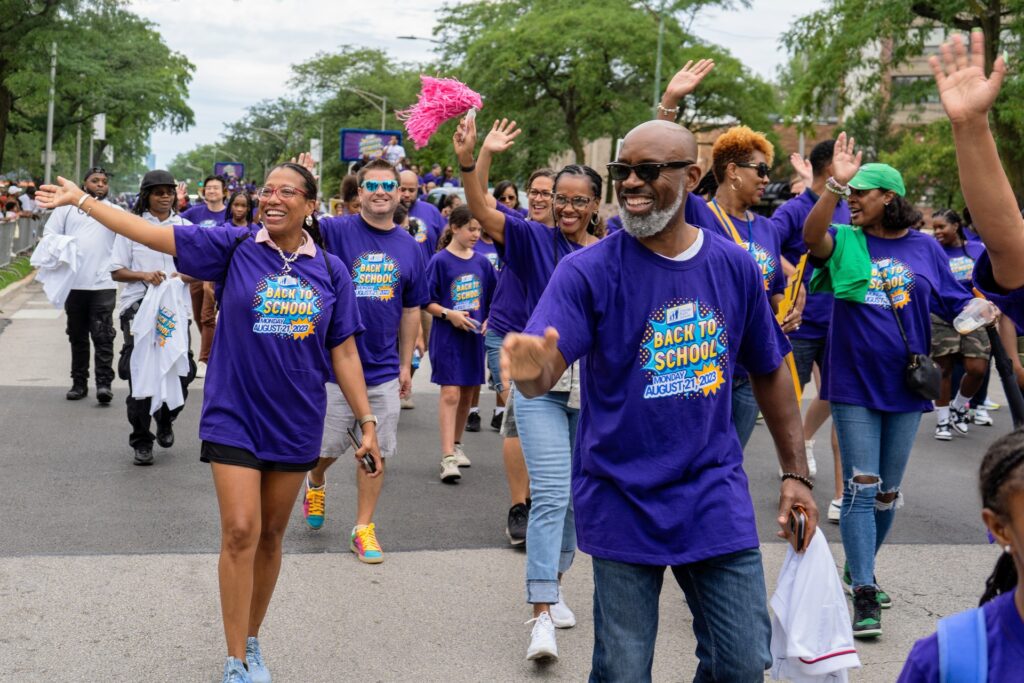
[200,441,318,473]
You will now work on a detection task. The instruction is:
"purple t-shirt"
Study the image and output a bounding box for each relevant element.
[426,249,497,386]
[180,204,227,228]
[473,238,501,271]
[897,589,1024,682]
[770,189,851,340]
[974,250,1024,329]
[409,199,445,260]
[942,240,986,285]
[820,227,974,412]
[525,229,789,565]
[172,225,362,463]
[606,215,623,233]
[503,211,588,317]
[319,214,429,386]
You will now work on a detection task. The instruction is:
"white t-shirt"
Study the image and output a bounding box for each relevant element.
[43,200,123,291]
[383,143,406,166]
[130,278,191,412]
[110,212,193,316]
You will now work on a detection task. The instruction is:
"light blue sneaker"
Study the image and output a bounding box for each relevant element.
[222,657,251,683]
[246,637,271,683]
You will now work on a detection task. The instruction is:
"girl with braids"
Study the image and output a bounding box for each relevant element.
[224,189,257,230]
[37,161,380,683]
[898,430,1024,681]
[425,205,497,482]
[110,170,197,466]
[455,114,601,662]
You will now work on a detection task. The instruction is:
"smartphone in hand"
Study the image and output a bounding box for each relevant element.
[346,427,376,474]
[788,504,808,552]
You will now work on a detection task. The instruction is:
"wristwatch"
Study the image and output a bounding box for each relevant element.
[358,414,379,427]
[439,309,448,320]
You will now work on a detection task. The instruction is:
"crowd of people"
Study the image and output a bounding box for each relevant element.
[26,30,1024,683]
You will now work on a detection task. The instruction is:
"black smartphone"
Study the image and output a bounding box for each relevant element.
[346,427,376,474]
[788,504,808,552]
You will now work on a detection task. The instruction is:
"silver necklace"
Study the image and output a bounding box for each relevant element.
[270,236,305,274]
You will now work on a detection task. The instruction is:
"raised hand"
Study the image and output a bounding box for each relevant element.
[500,327,561,383]
[453,114,478,167]
[830,132,862,185]
[929,31,1006,125]
[482,118,522,156]
[662,59,715,105]
[789,152,812,187]
[35,177,85,210]
[289,152,317,177]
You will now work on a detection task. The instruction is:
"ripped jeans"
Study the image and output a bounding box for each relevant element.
[831,402,921,590]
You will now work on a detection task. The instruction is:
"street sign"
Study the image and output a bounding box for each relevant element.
[92,114,106,141]
[310,138,322,163]
[40,151,56,165]
[339,128,404,161]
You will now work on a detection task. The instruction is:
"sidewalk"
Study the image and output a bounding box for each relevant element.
[0,279,1001,682]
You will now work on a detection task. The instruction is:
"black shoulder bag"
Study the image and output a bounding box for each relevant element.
[881,280,941,401]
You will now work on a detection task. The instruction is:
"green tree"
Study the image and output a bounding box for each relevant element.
[782,0,1024,193]
[880,120,962,209]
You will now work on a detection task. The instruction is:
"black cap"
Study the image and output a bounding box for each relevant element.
[140,170,176,190]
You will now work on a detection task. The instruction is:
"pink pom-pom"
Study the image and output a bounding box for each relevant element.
[396,76,483,149]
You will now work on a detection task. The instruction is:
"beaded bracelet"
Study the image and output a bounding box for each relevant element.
[781,472,814,490]
[825,176,850,198]
[657,103,680,117]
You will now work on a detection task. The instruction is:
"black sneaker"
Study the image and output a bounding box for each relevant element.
[466,411,481,432]
[66,384,88,400]
[506,503,528,546]
[156,425,174,448]
[490,410,503,432]
[133,446,154,466]
[96,385,113,404]
[852,586,882,638]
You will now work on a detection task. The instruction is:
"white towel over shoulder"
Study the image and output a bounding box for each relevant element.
[130,278,191,413]
[30,233,79,307]
[770,529,861,682]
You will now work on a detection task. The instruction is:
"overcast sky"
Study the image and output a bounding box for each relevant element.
[128,0,826,168]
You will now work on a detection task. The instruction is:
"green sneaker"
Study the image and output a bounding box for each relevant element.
[843,563,892,608]
[852,586,882,639]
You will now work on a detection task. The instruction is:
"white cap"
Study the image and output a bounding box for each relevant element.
[7,186,21,195]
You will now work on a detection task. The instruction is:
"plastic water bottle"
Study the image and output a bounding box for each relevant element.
[954,298,998,334]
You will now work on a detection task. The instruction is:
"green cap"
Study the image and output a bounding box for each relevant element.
[848,163,906,197]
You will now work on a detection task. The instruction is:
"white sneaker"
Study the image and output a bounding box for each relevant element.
[805,439,817,479]
[549,588,576,628]
[440,455,461,483]
[525,612,558,660]
[827,498,841,523]
[195,360,207,379]
[454,443,471,467]
[400,396,415,410]
[982,399,1001,411]
[973,407,993,426]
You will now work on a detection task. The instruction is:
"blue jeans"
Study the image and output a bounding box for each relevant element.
[484,329,505,394]
[589,550,771,682]
[514,388,578,604]
[831,402,921,589]
[731,378,758,448]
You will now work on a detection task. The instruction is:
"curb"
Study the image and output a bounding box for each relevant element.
[0,269,37,302]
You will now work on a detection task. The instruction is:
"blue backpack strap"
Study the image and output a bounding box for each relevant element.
[938,607,987,683]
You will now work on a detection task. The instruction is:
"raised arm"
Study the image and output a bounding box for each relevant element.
[803,132,861,260]
[930,31,1024,290]
[476,118,523,210]
[656,59,715,121]
[454,115,509,245]
[37,177,177,255]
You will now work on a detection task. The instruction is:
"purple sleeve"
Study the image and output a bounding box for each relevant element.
[770,204,803,265]
[974,250,1024,327]
[402,244,429,308]
[736,256,790,375]
[895,635,939,683]
[180,205,198,223]
[768,226,787,298]
[172,224,249,281]
[929,240,974,323]
[426,253,444,305]
[326,253,364,349]
[524,258,594,366]
[501,211,535,278]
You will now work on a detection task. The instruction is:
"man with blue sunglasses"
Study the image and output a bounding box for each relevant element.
[305,159,429,565]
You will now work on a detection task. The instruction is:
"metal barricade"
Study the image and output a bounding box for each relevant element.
[0,219,15,269]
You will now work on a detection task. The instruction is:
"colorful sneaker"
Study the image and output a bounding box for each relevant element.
[440,455,461,483]
[934,421,953,441]
[525,612,558,660]
[843,563,892,608]
[827,498,842,523]
[454,443,471,467]
[982,399,1001,411]
[350,523,384,564]
[549,587,576,628]
[950,405,971,434]
[852,586,882,638]
[245,637,271,683]
[466,411,481,432]
[302,478,325,531]
[222,656,251,683]
[973,407,993,426]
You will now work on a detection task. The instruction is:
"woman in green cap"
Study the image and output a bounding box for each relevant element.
[803,137,986,640]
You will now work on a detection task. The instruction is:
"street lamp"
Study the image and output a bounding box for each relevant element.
[639,1,668,119]
[397,35,442,44]
[343,87,389,131]
[251,127,288,146]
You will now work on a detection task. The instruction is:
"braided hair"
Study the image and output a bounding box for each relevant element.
[554,164,605,237]
[979,430,1024,605]
[933,208,965,243]
[267,162,325,249]
[132,187,177,218]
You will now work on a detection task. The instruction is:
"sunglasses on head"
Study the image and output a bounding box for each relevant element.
[606,160,695,183]
[735,161,770,178]
[362,179,398,193]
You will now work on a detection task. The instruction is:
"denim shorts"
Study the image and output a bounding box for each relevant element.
[484,329,505,395]
[790,336,827,389]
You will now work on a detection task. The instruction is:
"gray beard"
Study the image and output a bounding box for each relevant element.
[620,192,683,239]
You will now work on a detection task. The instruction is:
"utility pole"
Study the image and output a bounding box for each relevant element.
[75,122,82,181]
[43,42,57,184]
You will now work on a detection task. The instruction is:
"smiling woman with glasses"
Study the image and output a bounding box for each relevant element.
[493,180,524,216]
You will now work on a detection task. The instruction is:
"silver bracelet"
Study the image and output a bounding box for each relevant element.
[76,193,91,212]
[657,103,680,117]
[825,176,850,198]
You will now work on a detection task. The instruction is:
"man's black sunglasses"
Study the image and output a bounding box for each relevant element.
[606,160,696,183]
[735,161,770,178]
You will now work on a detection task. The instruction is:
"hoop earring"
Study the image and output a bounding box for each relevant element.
[730,177,742,192]
[305,214,313,227]
[590,213,598,226]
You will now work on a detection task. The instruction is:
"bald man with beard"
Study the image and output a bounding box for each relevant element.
[398,169,445,261]
[501,120,817,681]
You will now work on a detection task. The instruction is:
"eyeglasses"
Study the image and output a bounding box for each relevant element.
[500,194,517,202]
[527,189,553,200]
[361,179,398,193]
[149,187,175,197]
[735,162,770,178]
[606,160,695,183]
[553,195,595,210]
[256,185,307,201]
